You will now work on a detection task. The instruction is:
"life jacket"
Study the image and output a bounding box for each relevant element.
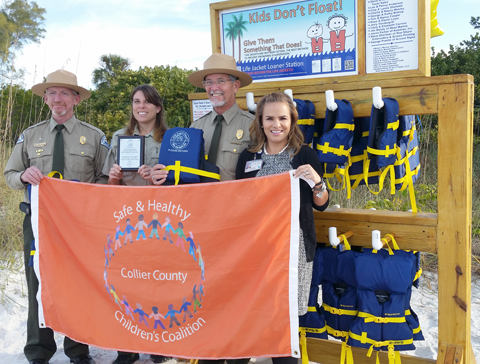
[348,117,381,189]
[299,285,328,338]
[295,99,316,145]
[347,237,422,364]
[320,237,358,341]
[364,100,419,212]
[316,99,355,198]
[393,115,421,212]
[367,98,399,168]
[159,127,220,184]
[299,245,328,364]
[394,115,420,188]
[299,244,328,339]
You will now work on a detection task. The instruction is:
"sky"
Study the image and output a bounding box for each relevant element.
[8,0,479,90]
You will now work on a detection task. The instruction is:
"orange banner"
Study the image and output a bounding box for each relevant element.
[31,173,301,359]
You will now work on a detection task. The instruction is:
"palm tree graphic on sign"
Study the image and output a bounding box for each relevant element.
[225,14,248,62]
[225,22,237,60]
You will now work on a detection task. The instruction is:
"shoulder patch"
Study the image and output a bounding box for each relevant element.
[100,135,110,149]
[16,133,24,144]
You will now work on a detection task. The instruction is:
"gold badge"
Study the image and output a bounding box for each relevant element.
[236,129,243,140]
[34,142,46,147]
[80,136,86,145]
[36,149,44,153]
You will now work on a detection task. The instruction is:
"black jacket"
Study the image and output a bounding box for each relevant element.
[236,145,328,261]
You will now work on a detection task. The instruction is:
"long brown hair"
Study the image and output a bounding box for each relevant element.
[125,85,167,142]
[248,92,304,155]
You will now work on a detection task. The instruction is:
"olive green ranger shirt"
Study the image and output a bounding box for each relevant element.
[103,126,161,186]
[4,116,109,202]
[190,103,253,181]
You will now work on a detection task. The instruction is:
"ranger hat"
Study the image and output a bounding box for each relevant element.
[32,69,91,100]
[188,53,252,89]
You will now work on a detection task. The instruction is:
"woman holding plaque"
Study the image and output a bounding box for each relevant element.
[104,84,169,186]
[103,84,169,364]
[236,92,329,364]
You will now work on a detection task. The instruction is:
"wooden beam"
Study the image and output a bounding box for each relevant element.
[306,338,436,364]
[437,81,474,364]
[189,75,473,117]
[314,208,437,253]
[437,343,464,364]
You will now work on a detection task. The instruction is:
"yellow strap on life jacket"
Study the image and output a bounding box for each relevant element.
[307,306,317,312]
[357,311,406,323]
[30,249,36,256]
[298,118,315,126]
[366,144,398,158]
[326,325,350,338]
[299,328,309,364]
[317,142,352,157]
[323,303,358,316]
[165,161,221,185]
[363,160,395,195]
[414,268,423,282]
[340,340,354,364]
[393,144,419,212]
[388,119,400,130]
[336,123,355,131]
[323,164,352,199]
[367,343,403,364]
[47,171,63,179]
[349,149,382,190]
[350,331,413,346]
[405,309,423,334]
[340,234,351,250]
[300,326,327,334]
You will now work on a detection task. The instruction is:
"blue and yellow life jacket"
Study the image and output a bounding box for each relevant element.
[299,245,328,340]
[316,99,355,197]
[367,98,399,168]
[394,115,421,192]
[295,99,316,145]
[363,100,420,211]
[320,238,359,341]
[347,238,422,363]
[159,127,220,184]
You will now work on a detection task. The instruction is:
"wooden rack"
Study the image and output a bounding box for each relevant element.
[189,73,475,364]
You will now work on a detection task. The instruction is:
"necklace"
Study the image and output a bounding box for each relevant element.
[263,143,289,155]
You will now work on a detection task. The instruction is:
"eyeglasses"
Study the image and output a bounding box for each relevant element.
[201,79,234,87]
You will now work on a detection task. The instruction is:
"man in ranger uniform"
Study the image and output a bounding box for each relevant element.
[4,69,109,364]
[188,53,253,364]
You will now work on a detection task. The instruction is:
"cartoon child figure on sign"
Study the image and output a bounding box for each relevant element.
[165,303,181,328]
[180,297,194,322]
[121,295,136,321]
[123,218,135,244]
[135,214,149,240]
[306,22,325,53]
[114,225,124,250]
[325,13,353,52]
[134,303,150,327]
[174,222,187,252]
[162,216,174,244]
[150,306,166,330]
[148,213,161,239]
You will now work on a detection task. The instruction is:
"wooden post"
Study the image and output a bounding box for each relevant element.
[437,79,475,364]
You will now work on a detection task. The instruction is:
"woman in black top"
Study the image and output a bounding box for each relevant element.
[236,92,329,364]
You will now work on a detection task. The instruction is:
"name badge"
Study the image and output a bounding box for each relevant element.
[245,159,263,173]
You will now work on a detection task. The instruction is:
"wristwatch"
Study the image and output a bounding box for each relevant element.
[313,179,326,199]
